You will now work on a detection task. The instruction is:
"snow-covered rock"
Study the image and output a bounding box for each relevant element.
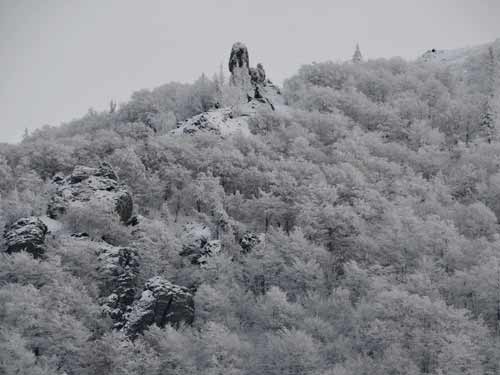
[123,276,194,337]
[3,216,48,258]
[172,42,285,136]
[47,162,133,223]
[96,243,140,329]
[229,42,250,76]
[171,108,252,136]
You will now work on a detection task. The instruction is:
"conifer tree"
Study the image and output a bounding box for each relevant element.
[352,43,363,63]
[481,46,498,143]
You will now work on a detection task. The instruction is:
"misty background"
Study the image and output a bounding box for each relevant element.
[1,0,499,143]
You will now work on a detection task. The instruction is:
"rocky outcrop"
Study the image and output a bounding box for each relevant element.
[123,276,194,337]
[239,232,264,253]
[179,223,221,264]
[173,42,285,136]
[47,163,133,223]
[250,63,266,84]
[96,244,140,329]
[228,42,254,101]
[229,42,250,75]
[3,217,48,258]
[228,42,283,108]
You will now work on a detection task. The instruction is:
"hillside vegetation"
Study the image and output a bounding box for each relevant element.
[1,42,500,374]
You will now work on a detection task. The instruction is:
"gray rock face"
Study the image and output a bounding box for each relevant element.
[3,217,48,258]
[96,244,140,329]
[179,223,221,264]
[229,42,253,101]
[124,276,194,337]
[229,42,250,75]
[250,63,266,85]
[228,42,282,108]
[47,162,133,223]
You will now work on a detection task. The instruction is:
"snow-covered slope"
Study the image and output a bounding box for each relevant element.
[418,39,500,72]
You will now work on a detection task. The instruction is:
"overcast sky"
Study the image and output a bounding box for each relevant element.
[1,0,499,143]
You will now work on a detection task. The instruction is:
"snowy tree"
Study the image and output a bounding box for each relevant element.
[352,43,363,63]
[481,46,499,143]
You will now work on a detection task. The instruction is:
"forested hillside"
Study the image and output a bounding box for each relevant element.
[1,41,500,374]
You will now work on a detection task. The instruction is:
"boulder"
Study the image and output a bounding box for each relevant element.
[250,63,266,84]
[96,243,140,329]
[3,217,48,258]
[47,162,133,223]
[124,276,194,337]
[179,223,221,264]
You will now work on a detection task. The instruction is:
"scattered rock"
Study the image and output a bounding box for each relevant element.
[123,276,194,337]
[96,244,140,329]
[3,217,48,258]
[47,162,133,223]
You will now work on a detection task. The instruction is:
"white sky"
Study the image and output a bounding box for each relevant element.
[1,0,499,143]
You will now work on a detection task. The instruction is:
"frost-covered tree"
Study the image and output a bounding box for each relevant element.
[352,43,363,63]
[480,46,499,143]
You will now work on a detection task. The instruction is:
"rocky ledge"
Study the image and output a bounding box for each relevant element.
[3,216,48,258]
[47,162,133,223]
